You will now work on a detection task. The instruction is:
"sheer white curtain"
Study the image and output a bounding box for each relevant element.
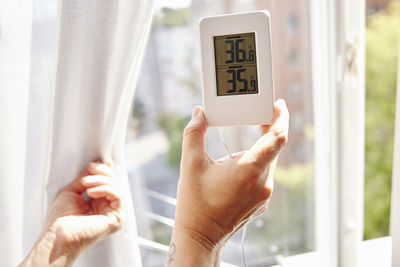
[0,0,154,266]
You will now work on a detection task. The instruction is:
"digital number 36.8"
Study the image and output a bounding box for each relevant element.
[225,39,255,63]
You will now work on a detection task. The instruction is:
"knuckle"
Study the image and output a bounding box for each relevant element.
[241,162,264,184]
[246,155,267,174]
[86,162,92,170]
[183,124,198,138]
[260,186,273,200]
[109,213,123,233]
[273,129,288,146]
[249,162,265,176]
[239,154,266,176]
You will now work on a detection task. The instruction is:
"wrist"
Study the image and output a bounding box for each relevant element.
[20,221,81,267]
[173,208,232,251]
[166,223,222,267]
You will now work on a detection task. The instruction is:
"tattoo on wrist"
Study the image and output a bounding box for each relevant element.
[167,243,176,265]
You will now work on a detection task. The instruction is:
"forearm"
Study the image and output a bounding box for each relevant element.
[19,224,79,267]
[165,226,221,267]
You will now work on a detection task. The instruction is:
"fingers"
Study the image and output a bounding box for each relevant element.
[86,185,120,202]
[260,124,271,136]
[81,175,113,187]
[62,170,88,194]
[82,162,122,207]
[265,156,278,190]
[270,99,289,137]
[87,161,115,177]
[240,99,289,170]
[62,161,115,194]
[181,106,208,163]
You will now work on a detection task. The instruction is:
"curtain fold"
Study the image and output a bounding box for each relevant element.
[1,0,154,266]
[0,1,32,266]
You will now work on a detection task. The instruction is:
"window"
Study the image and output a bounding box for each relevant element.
[288,49,301,66]
[287,82,302,100]
[287,14,300,33]
[128,0,315,266]
[364,0,399,240]
[125,0,400,266]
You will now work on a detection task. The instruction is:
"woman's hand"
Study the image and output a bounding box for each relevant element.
[167,99,289,267]
[20,162,123,267]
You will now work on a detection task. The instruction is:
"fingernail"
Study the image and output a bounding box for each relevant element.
[81,175,92,184]
[191,106,201,119]
[81,176,88,184]
[89,162,104,171]
[89,162,99,168]
[107,159,114,168]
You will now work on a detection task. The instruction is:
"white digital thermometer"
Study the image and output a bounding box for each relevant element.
[200,11,274,126]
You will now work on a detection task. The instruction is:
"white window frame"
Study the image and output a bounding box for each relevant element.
[335,0,366,266]
[390,38,400,267]
[336,1,399,267]
[276,0,399,266]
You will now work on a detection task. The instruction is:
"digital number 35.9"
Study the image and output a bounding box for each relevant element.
[226,68,257,93]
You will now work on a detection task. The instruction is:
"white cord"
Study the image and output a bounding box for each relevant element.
[219,128,249,266]
[275,255,285,266]
[218,128,232,159]
[218,128,282,267]
[241,225,248,267]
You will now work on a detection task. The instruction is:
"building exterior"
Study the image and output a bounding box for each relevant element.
[366,0,392,15]
[254,0,314,166]
[131,1,318,265]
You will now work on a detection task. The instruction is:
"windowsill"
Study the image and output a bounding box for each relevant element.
[360,236,391,267]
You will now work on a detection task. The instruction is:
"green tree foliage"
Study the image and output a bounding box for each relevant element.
[158,114,189,167]
[364,1,400,240]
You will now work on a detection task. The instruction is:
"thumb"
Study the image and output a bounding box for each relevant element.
[181,106,208,162]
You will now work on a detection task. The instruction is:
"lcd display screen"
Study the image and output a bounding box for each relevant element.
[214,32,258,96]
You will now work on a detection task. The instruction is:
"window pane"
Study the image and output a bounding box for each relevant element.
[140,246,167,267]
[364,0,399,240]
[127,0,315,265]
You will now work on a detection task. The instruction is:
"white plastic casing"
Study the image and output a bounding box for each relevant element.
[200,11,274,126]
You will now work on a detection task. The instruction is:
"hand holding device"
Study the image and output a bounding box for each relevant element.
[167,10,283,267]
[167,100,288,266]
